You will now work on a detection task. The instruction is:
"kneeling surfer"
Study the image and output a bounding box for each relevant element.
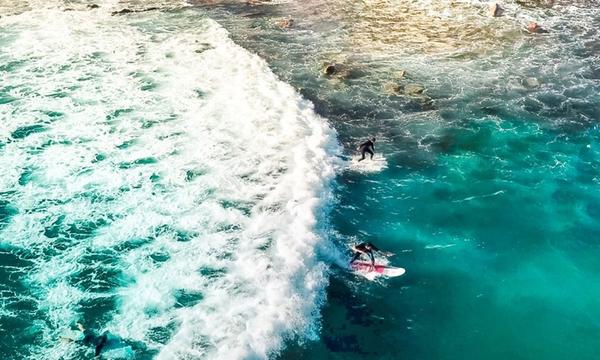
[350,242,393,269]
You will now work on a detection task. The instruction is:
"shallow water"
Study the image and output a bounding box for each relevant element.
[1,0,599,359]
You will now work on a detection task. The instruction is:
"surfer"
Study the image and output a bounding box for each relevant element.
[350,242,391,268]
[357,137,376,162]
[62,323,108,357]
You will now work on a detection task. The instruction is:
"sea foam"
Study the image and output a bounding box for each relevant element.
[0,5,339,359]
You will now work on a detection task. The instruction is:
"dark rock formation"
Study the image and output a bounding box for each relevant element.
[111,7,159,16]
[488,3,503,17]
[274,17,294,29]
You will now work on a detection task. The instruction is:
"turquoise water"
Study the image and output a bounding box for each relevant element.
[1,0,600,359]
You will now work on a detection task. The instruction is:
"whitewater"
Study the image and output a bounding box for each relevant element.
[0,3,339,359]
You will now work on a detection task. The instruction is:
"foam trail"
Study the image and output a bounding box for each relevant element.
[0,4,339,359]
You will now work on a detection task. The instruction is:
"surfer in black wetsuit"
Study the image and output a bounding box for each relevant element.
[357,137,376,162]
[350,242,394,268]
[62,323,108,357]
[350,242,379,267]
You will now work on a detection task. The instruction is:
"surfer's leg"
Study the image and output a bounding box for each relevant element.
[95,334,108,356]
[358,150,366,162]
[367,149,374,160]
[350,252,361,264]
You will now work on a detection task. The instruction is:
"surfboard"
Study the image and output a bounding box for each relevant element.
[347,153,387,173]
[350,261,406,278]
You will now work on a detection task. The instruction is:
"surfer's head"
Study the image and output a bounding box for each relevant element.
[371,137,376,142]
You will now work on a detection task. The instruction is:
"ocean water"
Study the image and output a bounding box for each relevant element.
[1,0,599,359]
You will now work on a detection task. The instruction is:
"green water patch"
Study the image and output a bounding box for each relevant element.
[106,108,134,124]
[154,224,199,243]
[43,214,66,239]
[0,93,17,104]
[117,139,137,150]
[0,59,25,72]
[147,320,180,345]
[149,251,170,263]
[119,157,158,169]
[218,199,252,216]
[197,266,226,279]
[76,190,117,205]
[173,289,203,309]
[184,168,206,182]
[41,216,112,256]
[0,199,18,231]
[66,218,110,240]
[18,166,36,186]
[92,153,106,163]
[128,71,159,92]
[114,238,152,253]
[69,249,125,293]
[140,80,158,92]
[10,124,46,140]
[78,294,119,329]
[41,110,65,121]
[157,131,184,140]
[69,265,123,293]
[0,247,40,358]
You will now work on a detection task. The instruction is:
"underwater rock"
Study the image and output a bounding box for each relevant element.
[112,8,133,15]
[111,7,159,16]
[488,3,503,17]
[383,82,403,95]
[321,62,351,79]
[527,21,548,33]
[87,4,100,9]
[322,64,337,76]
[524,77,540,88]
[516,0,554,8]
[274,17,294,29]
[415,95,434,110]
[405,83,425,95]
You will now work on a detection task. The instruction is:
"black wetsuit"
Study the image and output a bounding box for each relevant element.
[80,329,108,356]
[350,242,380,265]
[358,140,375,161]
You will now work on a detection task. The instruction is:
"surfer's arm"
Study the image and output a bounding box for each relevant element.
[351,245,367,254]
[357,140,370,150]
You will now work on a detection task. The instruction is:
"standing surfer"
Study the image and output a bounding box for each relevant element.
[357,137,376,162]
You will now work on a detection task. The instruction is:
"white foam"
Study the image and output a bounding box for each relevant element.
[0,6,339,360]
[346,154,388,173]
